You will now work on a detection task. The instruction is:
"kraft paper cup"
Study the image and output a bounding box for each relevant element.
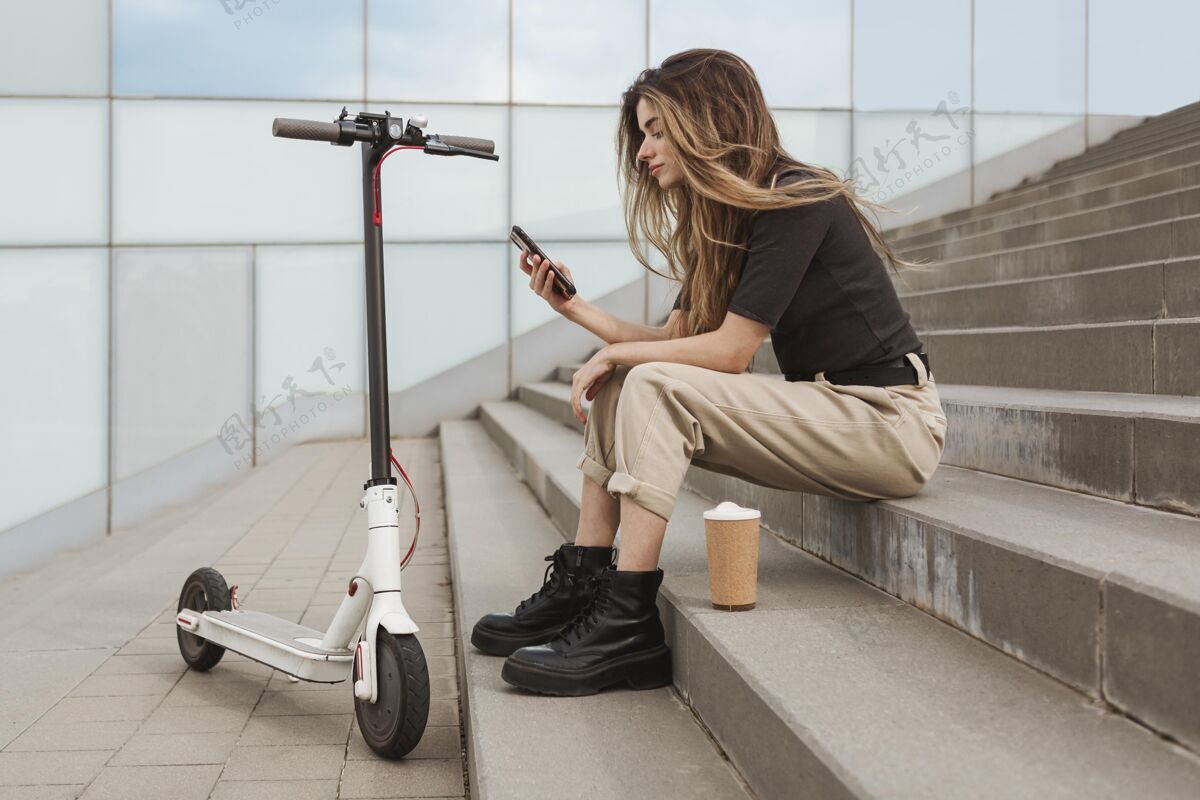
[702,501,761,611]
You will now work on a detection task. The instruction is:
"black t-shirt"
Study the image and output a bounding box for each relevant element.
[672,168,922,375]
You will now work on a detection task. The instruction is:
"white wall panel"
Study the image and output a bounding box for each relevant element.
[0,249,108,531]
[112,100,362,245]
[112,247,252,480]
[0,100,108,246]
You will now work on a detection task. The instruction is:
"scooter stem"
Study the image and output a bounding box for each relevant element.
[361,140,396,490]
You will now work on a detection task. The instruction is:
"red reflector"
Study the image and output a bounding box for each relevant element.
[348,580,358,597]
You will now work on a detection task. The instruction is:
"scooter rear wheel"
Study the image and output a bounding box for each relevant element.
[354,631,430,759]
[176,567,232,672]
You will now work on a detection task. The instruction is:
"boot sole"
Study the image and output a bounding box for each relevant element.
[500,644,673,696]
[470,624,566,657]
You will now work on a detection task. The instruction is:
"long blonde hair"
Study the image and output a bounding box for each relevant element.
[617,48,921,338]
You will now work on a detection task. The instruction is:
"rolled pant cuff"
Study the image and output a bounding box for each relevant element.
[576,451,616,494]
[605,471,675,521]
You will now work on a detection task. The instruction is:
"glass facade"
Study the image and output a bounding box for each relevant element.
[1,0,1193,545]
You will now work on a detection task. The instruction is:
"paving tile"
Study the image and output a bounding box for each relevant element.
[109,731,239,766]
[140,704,251,734]
[209,779,339,799]
[346,726,461,761]
[39,695,161,725]
[220,744,346,781]
[338,758,465,798]
[69,673,178,698]
[93,655,187,676]
[253,690,350,716]
[115,639,179,656]
[0,750,112,786]
[0,786,87,799]
[158,678,265,708]
[238,714,353,746]
[78,764,222,800]
[4,720,140,753]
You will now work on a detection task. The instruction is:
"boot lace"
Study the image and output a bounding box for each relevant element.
[515,549,570,614]
[553,570,613,646]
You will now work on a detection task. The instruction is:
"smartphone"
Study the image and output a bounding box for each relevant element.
[510,225,578,299]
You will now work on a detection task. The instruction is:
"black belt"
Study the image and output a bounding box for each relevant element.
[785,352,930,387]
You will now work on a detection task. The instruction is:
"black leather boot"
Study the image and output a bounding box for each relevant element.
[470,543,615,656]
[500,565,672,696]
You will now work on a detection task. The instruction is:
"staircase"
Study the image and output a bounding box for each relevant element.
[439,101,1200,798]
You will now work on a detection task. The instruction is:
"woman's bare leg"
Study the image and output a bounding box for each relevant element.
[574,474,621,547]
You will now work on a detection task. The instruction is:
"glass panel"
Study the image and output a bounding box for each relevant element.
[1088,0,1200,115]
[384,243,508,393]
[512,106,625,239]
[368,0,508,103]
[256,245,365,444]
[366,104,508,242]
[851,110,973,201]
[0,100,108,246]
[0,249,107,532]
[0,0,109,95]
[650,0,851,108]
[973,113,1083,164]
[512,241,646,336]
[114,0,362,99]
[112,100,362,245]
[853,0,971,112]
[975,0,1085,114]
[513,0,645,104]
[775,110,852,175]
[112,247,253,481]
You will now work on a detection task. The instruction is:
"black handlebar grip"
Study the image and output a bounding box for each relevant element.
[440,135,495,154]
[272,117,341,143]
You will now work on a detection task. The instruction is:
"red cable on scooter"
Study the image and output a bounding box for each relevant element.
[388,450,422,568]
[372,146,424,226]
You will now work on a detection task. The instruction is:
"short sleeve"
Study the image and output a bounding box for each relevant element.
[727,198,832,331]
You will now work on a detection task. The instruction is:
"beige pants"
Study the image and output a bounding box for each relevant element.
[576,352,948,521]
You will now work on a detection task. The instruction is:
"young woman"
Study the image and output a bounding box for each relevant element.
[471,49,947,696]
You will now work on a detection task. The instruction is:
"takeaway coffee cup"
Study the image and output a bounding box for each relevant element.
[702,501,761,611]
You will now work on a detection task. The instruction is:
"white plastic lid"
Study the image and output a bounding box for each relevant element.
[702,500,761,521]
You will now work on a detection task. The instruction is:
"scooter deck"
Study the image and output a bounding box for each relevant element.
[183,609,354,683]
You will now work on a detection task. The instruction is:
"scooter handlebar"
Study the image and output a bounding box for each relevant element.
[272,117,341,143]
[438,135,495,154]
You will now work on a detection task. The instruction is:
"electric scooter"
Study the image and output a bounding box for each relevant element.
[174,108,498,759]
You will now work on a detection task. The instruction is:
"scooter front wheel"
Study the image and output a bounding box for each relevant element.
[354,631,430,759]
[176,567,232,671]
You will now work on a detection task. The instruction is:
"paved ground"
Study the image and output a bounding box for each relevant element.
[0,438,469,799]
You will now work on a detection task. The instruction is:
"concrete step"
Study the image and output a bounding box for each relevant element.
[918,318,1200,395]
[936,383,1200,515]
[893,213,1199,292]
[890,140,1200,241]
[722,342,1200,511]
[898,185,1200,263]
[526,375,1200,516]
[437,420,754,800]
[474,398,1200,795]
[1044,126,1200,182]
[901,260,1199,329]
[889,160,1200,252]
[1088,106,1200,152]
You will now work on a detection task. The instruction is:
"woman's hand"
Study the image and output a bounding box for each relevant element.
[520,251,579,317]
[570,348,616,424]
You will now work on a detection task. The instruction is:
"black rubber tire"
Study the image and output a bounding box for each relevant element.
[176,567,232,672]
[354,631,430,759]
